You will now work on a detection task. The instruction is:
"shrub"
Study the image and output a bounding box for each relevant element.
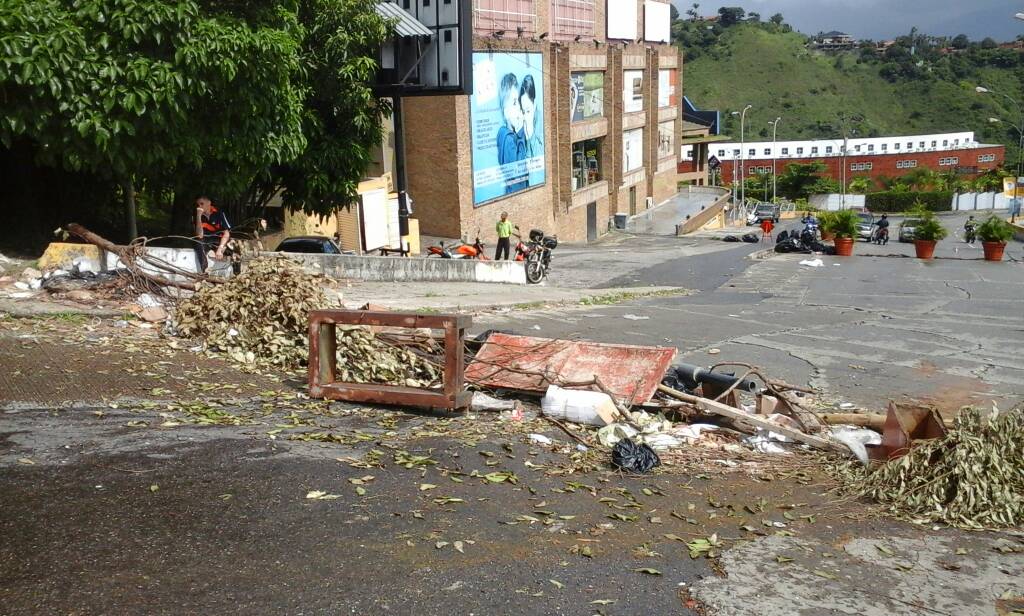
[866,191,953,213]
[823,209,859,238]
[913,214,948,242]
[976,216,1014,243]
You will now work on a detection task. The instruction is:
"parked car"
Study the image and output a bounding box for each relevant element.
[746,202,781,225]
[856,212,875,241]
[275,236,342,254]
[898,219,923,243]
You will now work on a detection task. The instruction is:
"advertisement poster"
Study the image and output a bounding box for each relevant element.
[570,72,604,122]
[470,52,545,205]
[658,69,677,108]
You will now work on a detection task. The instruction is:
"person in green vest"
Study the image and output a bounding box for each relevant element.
[495,211,513,260]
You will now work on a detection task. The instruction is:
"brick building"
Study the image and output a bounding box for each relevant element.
[401,0,683,244]
[680,131,1006,192]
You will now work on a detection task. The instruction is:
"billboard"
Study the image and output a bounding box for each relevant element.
[470,52,546,205]
[570,72,604,122]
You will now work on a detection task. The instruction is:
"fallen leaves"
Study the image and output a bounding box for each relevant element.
[306,490,341,500]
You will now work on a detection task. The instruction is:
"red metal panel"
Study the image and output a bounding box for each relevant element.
[465,333,675,403]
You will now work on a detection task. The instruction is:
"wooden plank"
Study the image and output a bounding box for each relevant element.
[656,385,849,454]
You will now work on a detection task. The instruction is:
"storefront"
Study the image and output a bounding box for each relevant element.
[572,138,603,191]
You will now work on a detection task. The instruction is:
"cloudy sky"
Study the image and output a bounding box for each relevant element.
[680,1,1022,40]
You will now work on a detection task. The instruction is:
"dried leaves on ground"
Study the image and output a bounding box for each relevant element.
[837,406,1024,529]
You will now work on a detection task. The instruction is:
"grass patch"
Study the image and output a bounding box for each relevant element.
[578,288,688,306]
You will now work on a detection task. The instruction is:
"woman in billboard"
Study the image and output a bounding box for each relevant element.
[519,74,543,159]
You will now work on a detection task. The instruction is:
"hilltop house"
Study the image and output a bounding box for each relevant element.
[812,31,857,51]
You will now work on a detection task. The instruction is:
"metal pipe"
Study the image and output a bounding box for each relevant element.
[672,362,758,393]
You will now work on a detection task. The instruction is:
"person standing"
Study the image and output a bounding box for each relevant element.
[194,196,231,272]
[495,211,513,260]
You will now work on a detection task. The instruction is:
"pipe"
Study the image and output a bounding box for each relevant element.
[672,363,758,393]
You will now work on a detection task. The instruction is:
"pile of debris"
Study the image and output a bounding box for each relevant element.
[173,256,324,367]
[840,405,1024,529]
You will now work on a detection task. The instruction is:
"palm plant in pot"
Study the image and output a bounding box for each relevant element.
[817,211,836,241]
[912,210,947,259]
[823,209,859,256]
[976,215,1014,262]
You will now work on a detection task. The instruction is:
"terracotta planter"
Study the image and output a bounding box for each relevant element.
[982,241,1006,262]
[834,237,855,256]
[914,239,937,259]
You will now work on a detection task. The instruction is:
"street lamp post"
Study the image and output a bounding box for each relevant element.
[739,104,752,207]
[768,117,781,203]
[978,86,1024,220]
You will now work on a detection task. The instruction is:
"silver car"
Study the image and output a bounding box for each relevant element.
[898,219,923,243]
[856,213,875,241]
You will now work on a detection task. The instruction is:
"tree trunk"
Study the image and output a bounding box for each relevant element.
[123,177,137,241]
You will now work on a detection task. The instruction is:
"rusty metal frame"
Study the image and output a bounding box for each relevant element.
[308,309,472,410]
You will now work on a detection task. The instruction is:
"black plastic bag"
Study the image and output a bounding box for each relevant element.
[722,235,740,242]
[742,233,759,243]
[612,439,661,473]
[776,230,790,243]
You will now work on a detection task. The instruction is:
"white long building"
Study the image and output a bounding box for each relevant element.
[688,131,991,163]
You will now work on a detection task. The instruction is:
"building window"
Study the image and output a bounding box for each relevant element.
[850,162,874,171]
[826,146,833,154]
[781,147,789,155]
[894,143,900,150]
[978,153,996,163]
[942,140,948,147]
[658,121,674,159]
[939,157,959,166]
[855,145,862,152]
[746,148,754,157]
[733,149,740,156]
[570,72,605,123]
[897,159,918,169]
[572,138,603,191]
[658,69,677,108]
[931,140,937,148]
[811,147,819,155]
[474,0,535,36]
[796,147,804,155]
[919,141,925,149]
[868,144,874,152]
[623,128,643,172]
[764,148,771,155]
[906,142,913,150]
[881,144,888,151]
[717,150,725,157]
[954,139,960,145]
[623,70,643,113]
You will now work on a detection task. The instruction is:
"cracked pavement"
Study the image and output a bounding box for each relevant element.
[480,239,1024,413]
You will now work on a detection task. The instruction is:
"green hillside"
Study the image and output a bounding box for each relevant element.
[680,23,1024,161]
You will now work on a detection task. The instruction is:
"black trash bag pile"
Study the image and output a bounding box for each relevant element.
[741,233,759,243]
[722,235,741,242]
[612,439,661,473]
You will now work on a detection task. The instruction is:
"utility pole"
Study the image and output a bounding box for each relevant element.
[739,104,752,207]
[769,117,781,203]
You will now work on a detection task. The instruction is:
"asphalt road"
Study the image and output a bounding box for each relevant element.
[480,217,1024,413]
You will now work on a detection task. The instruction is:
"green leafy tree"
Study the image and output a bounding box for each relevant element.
[717,7,745,27]
[848,176,873,194]
[776,161,836,200]
[0,0,307,239]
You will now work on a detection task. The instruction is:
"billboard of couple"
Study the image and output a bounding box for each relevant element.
[469,52,545,205]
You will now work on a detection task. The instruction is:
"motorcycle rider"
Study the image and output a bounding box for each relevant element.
[873,214,890,245]
[964,215,977,244]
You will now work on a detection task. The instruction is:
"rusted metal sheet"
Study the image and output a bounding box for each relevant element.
[465,333,675,403]
[308,309,472,410]
[868,401,948,461]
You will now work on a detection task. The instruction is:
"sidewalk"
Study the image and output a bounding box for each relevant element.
[338,280,684,312]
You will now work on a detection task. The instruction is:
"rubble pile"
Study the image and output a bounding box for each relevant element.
[843,406,1024,529]
[174,257,325,367]
[335,326,440,388]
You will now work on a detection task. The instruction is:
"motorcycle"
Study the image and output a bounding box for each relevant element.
[871,226,889,245]
[964,224,977,244]
[513,227,557,284]
[426,233,489,260]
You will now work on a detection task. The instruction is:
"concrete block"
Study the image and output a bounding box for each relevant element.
[280,253,527,285]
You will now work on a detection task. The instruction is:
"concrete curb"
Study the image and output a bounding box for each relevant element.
[747,248,777,261]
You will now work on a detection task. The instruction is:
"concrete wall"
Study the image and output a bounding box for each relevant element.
[809,194,867,211]
[952,193,1014,211]
[281,253,527,285]
[677,193,731,235]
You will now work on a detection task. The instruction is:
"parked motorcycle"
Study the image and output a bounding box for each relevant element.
[513,227,557,284]
[426,233,488,260]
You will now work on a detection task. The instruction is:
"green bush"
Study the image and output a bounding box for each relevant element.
[976,216,1014,243]
[823,209,859,238]
[913,214,949,242]
[866,192,953,213]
